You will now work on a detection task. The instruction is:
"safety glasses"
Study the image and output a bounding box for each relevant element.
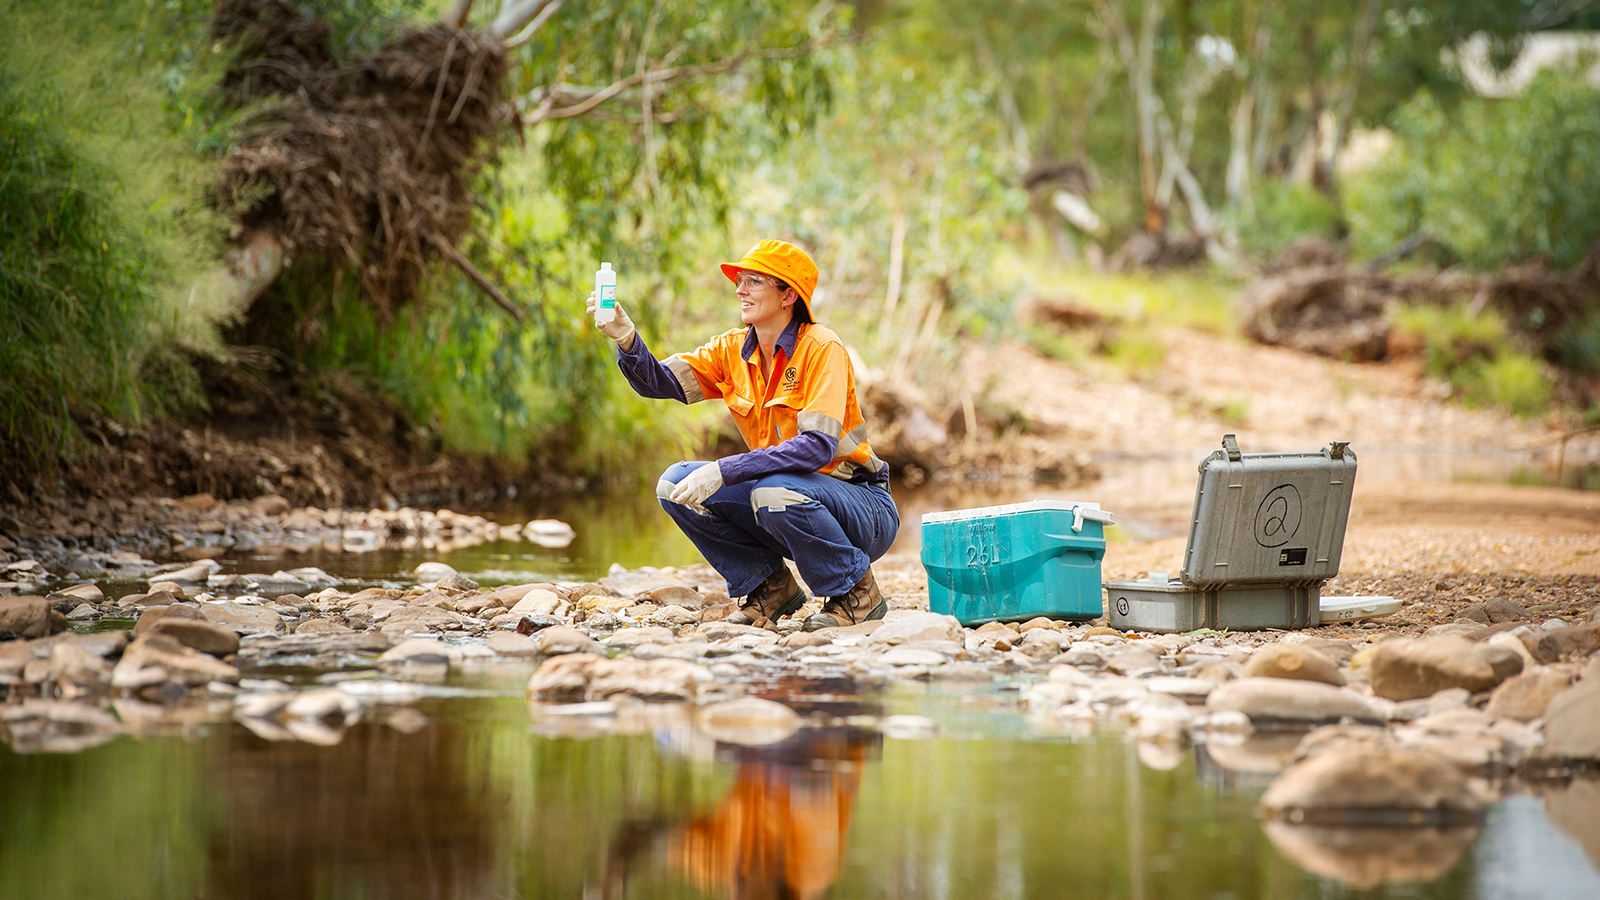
[736,272,780,290]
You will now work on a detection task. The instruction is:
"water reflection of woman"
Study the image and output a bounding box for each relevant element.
[601,725,882,900]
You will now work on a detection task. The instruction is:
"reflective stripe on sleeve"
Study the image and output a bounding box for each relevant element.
[797,411,843,440]
[664,356,705,404]
[835,424,869,459]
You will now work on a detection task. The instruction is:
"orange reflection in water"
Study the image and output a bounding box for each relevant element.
[601,685,881,900]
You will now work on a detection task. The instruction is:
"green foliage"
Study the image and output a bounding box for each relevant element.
[1349,71,1600,269]
[735,38,1028,385]
[1461,353,1552,418]
[1232,180,1342,263]
[0,81,157,457]
[236,0,847,478]
[516,0,841,298]
[1035,266,1239,335]
[1018,266,1246,382]
[0,0,231,466]
[1391,302,1554,417]
[1549,310,1600,377]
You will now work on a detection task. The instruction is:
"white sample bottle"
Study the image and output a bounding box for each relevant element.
[594,262,617,325]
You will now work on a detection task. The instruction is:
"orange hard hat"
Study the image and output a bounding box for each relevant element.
[720,239,819,321]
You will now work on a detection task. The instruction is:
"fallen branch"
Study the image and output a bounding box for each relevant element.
[425,231,524,322]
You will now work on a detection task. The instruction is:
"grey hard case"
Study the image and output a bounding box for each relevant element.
[1179,434,1357,588]
[1105,580,1320,633]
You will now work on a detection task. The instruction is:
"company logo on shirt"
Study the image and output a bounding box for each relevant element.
[783,366,799,391]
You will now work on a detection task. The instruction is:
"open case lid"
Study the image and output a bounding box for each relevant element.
[1179,434,1357,588]
[922,500,1115,533]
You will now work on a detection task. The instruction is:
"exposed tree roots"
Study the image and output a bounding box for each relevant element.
[213,0,512,320]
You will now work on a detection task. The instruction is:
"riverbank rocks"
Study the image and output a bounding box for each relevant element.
[0,597,66,639]
[1523,624,1600,664]
[111,633,240,691]
[1454,598,1527,624]
[378,639,452,667]
[147,619,241,657]
[868,611,962,646]
[1260,745,1483,826]
[1485,667,1576,721]
[1243,644,1344,686]
[294,618,353,635]
[486,631,541,657]
[508,590,567,619]
[527,653,712,703]
[605,627,675,649]
[234,632,390,666]
[1367,637,1523,701]
[202,602,287,635]
[536,626,602,656]
[1541,660,1600,760]
[378,606,476,635]
[132,605,204,638]
[46,642,113,697]
[1207,677,1381,725]
[149,559,220,586]
[46,583,104,609]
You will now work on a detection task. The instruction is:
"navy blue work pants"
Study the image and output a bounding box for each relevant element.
[657,462,900,598]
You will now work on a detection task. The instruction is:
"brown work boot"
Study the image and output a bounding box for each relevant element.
[726,566,808,628]
[802,568,888,632]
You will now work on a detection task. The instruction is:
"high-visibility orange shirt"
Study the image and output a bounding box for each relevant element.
[660,321,888,484]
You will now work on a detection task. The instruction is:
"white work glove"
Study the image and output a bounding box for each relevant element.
[669,461,724,513]
[586,292,636,349]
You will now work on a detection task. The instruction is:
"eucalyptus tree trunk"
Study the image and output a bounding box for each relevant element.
[1098,0,1170,234]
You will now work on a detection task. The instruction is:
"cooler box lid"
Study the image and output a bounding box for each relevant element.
[922,500,1115,533]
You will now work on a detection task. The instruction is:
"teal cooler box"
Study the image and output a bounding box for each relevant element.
[921,500,1115,626]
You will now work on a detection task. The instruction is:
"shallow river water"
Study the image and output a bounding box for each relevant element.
[4,674,1599,899]
[4,450,1599,898]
